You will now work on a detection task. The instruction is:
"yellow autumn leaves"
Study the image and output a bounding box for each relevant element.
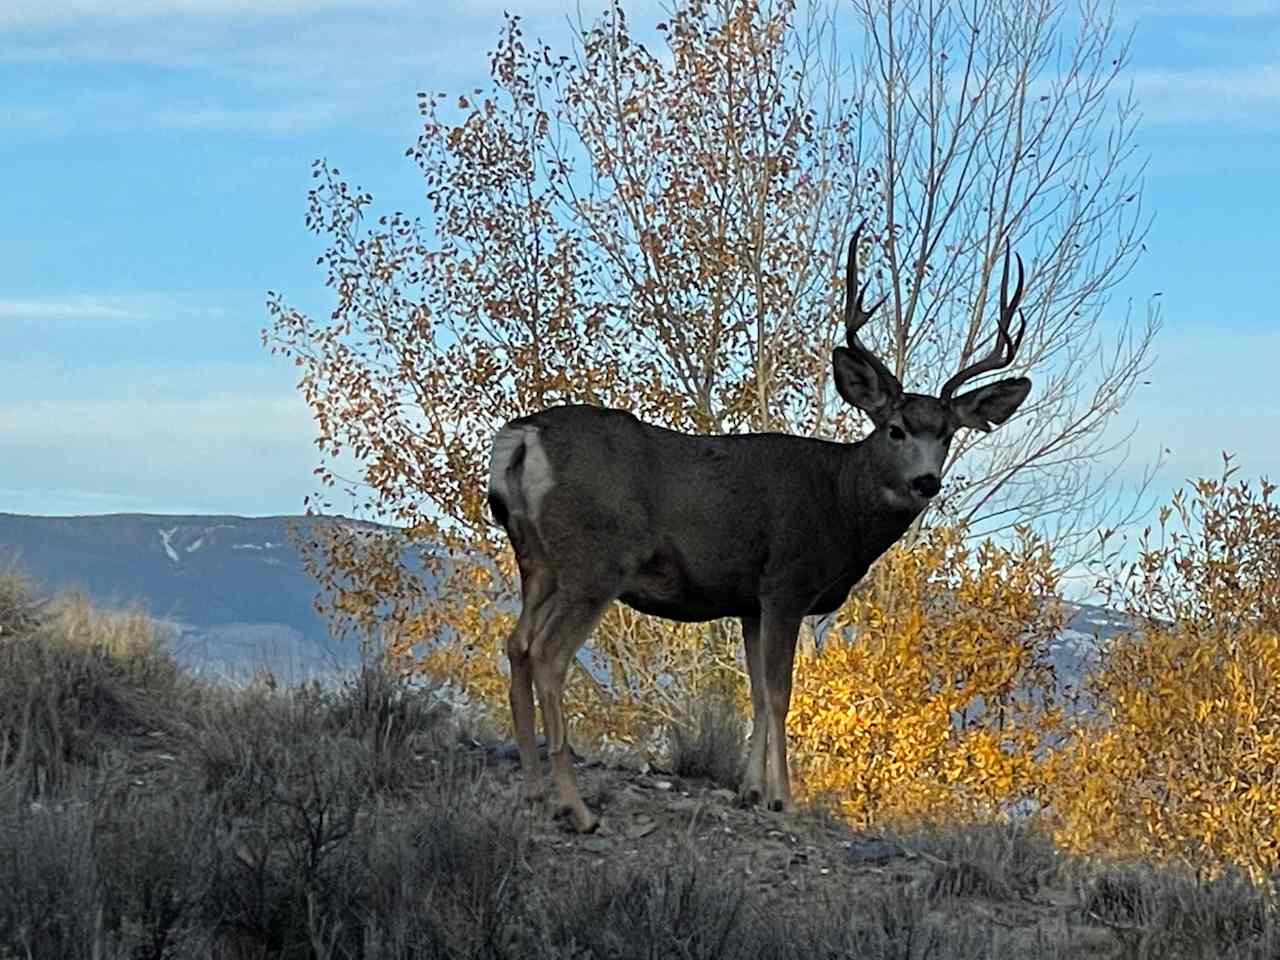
[1045,467,1280,880]
[1046,625,1280,882]
[786,524,1063,828]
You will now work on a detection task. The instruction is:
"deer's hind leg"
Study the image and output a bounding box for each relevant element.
[505,522,556,803]
[528,593,611,833]
[505,514,620,831]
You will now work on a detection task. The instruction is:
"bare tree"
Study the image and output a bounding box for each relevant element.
[265,0,1155,718]
[830,0,1156,555]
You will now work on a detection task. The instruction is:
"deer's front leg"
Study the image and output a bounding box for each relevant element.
[762,610,802,812]
[739,616,768,804]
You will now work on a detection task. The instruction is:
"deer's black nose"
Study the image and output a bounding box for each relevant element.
[911,473,941,498]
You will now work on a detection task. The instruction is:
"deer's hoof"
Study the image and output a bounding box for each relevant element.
[554,802,599,834]
[520,782,546,805]
[569,806,599,834]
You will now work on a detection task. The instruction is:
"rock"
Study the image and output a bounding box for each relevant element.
[487,737,582,763]
[845,838,904,865]
[665,796,702,813]
[626,817,658,840]
[636,777,674,791]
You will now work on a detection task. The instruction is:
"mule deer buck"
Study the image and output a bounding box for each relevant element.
[488,224,1031,832]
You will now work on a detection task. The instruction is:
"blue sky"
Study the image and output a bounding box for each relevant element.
[1,0,1277,521]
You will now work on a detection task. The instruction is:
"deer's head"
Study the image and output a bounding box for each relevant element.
[832,225,1031,512]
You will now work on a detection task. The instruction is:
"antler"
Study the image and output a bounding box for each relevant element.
[843,222,897,388]
[939,241,1027,401]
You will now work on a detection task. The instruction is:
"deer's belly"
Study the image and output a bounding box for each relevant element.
[617,590,759,622]
[618,543,759,622]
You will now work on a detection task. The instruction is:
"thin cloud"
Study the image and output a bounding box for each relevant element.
[2,0,662,29]
[149,101,361,136]
[1123,0,1280,15]
[0,297,149,322]
[0,487,185,517]
[1,9,495,137]
[0,393,309,442]
[0,294,234,324]
[0,387,347,517]
[1134,64,1280,126]
[0,2,666,138]
[0,0,400,29]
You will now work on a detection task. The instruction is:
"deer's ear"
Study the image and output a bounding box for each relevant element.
[833,347,899,425]
[950,377,1031,432]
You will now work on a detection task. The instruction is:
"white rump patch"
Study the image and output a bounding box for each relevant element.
[488,427,524,505]
[520,428,555,520]
[489,424,556,521]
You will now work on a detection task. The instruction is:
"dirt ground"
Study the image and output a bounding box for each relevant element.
[468,738,1120,957]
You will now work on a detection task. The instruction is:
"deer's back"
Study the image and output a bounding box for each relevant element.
[490,405,861,621]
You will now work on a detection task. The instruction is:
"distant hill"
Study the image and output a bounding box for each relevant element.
[0,512,1134,689]
[0,513,405,679]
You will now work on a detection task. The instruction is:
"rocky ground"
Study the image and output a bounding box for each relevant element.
[463,736,1130,957]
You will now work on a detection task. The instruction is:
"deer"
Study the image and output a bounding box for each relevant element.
[487,223,1031,832]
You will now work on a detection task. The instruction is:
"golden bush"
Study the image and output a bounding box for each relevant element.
[787,525,1064,827]
[1046,463,1280,879]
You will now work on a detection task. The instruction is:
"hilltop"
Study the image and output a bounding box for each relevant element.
[0,571,1273,958]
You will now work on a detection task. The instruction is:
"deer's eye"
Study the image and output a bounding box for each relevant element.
[889,425,906,441]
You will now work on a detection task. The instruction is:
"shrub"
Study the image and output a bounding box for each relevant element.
[667,690,746,789]
[787,525,1063,826]
[1077,862,1276,957]
[537,861,753,960]
[0,790,103,958]
[0,565,43,638]
[0,590,180,801]
[325,659,450,791]
[1047,464,1280,879]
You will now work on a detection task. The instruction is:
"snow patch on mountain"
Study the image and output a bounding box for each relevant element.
[158,527,180,564]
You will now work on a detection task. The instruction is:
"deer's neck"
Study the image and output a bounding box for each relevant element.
[838,440,924,565]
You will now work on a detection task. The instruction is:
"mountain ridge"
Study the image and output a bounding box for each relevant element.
[0,512,384,678]
[0,512,1131,686]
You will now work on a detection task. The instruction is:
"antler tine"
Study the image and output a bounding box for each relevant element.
[940,240,1028,401]
[842,222,896,386]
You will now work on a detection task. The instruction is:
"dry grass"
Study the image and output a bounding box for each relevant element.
[2,567,1279,959]
[667,690,746,790]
